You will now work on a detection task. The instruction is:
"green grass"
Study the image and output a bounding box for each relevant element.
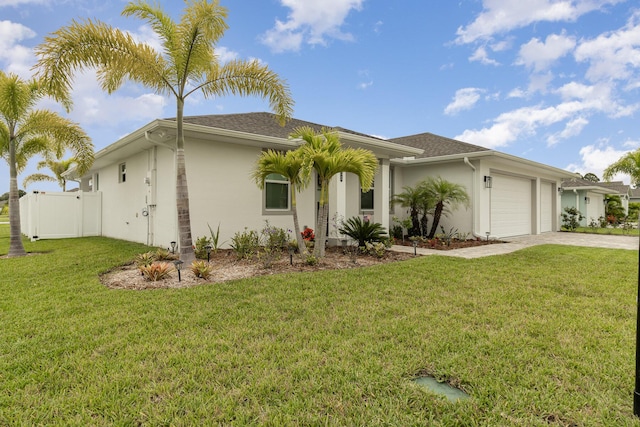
[574,226,639,236]
[1,224,640,426]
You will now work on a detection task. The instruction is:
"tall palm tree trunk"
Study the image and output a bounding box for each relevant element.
[428,202,444,239]
[420,213,428,238]
[314,202,328,258]
[8,136,26,257]
[175,100,194,263]
[291,192,307,256]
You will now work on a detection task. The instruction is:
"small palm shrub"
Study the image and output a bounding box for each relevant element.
[190,260,213,280]
[338,216,387,247]
[140,262,174,282]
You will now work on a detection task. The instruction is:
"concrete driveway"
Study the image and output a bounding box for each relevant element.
[391,232,638,259]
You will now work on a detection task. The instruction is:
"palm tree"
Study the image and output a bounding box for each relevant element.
[23,157,76,191]
[252,149,309,255]
[423,176,470,239]
[0,71,93,257]
[392,185,424,237]
[34,0,294,263]
[603,150,640,186]
[292,126,378,258]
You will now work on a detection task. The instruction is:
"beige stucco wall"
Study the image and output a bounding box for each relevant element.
[391,156,565,238]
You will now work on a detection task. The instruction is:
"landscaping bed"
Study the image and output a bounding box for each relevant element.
[101,246,415,290]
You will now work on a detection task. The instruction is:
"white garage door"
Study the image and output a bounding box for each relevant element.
[540,182,553,233]
[491,174,532,237]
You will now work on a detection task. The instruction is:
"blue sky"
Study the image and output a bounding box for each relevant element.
[2,0,640,193]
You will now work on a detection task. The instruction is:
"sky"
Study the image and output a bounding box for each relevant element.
[2,0,640,193]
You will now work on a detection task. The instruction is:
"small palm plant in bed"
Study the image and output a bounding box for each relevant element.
[339,216,387,248]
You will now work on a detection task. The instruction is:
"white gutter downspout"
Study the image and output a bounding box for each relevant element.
[463,157,483,239]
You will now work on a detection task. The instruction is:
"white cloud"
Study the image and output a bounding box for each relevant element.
[516,32,576,71]
[215,46,240,63]
[566,142,631,182]
[455,101,589,148]
[547,116,588,146]
[260,0,365,52]
[444,87,485,115]
[0,0,48,6]
[574,10,640,83]
[469,46,499,65]
[455,0,624,44]
[0,20,36,77]
[55,70,168,127]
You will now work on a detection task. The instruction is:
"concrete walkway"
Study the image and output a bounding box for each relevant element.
[391,232,638,259]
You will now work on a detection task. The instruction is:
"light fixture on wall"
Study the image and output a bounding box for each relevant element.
[484,175,492,189]
[558,187,564,195]
[585,196,591,204]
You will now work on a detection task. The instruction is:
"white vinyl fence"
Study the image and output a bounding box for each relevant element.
[20,191,102,240]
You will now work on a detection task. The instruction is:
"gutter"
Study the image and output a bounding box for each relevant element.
[463,157,484,239]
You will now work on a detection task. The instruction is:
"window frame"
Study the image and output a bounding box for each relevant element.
[360,179,374,212]
[118,163,126,183]
[263,173,291,213]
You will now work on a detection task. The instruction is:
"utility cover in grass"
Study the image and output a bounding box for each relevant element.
[412,376,470,402]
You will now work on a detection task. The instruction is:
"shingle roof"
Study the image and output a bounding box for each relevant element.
[561,178,629,194]
[173,112,385,141]
[388,132,490,158]
[596,181,630,194]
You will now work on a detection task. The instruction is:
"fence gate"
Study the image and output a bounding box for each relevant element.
[20,191,102,240]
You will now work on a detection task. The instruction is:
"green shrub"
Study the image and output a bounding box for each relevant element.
[261,221,288,250]
[194,236,212,259]
[230,228,260,260]
[190,260,213,280]
[338,216,387,247]
[364,241,386,258]
[561,207,584,231]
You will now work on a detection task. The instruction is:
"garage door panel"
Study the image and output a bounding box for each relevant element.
[491,175,531,237]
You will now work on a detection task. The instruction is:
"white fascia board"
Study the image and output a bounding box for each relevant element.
[562,185,619,195]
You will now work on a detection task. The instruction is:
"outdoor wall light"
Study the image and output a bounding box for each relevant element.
[170,241,177,254]
[205,244,212,262]
[585,196,591,204]
[173,260,184,282]
[484,175,492,188]
[558,187,564,195]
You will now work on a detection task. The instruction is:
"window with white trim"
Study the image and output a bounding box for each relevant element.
[118,163,126,183]
[361,180,374,211]
[265,173,290,210]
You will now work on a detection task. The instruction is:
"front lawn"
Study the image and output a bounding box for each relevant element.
[574,226,639,236]
[1,225,639,426]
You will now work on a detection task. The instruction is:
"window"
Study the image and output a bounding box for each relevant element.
[118,163,126,183]
[361,180,374,211]
[265,173,290,210]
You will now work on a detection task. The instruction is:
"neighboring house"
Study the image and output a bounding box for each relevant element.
[630,187,640,204]
[37,112,576,249]
[560,178,629,226]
